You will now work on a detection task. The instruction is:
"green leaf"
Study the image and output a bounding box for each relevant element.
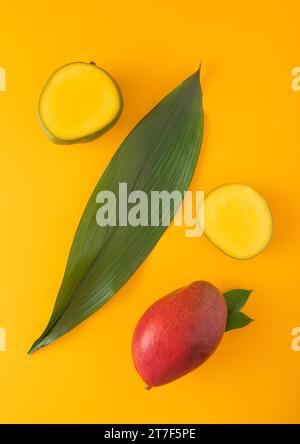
[29,69,204,354]
[224,289,252,315]
[226,312,253,331]
[224,289,253,332]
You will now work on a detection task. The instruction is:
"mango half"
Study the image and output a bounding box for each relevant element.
[202,183,272,260]
[38,62,122,144]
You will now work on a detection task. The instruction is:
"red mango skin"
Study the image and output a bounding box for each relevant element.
[132,281,227,388]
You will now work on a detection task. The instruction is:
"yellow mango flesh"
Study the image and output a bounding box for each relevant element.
[0,67,6,91]
[39,62,122,143]
[203,184,272,259]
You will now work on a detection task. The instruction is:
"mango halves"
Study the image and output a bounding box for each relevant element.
[38,62,122,144]
[132,281,227,388]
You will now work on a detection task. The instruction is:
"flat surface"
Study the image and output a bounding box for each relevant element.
[0,0,299,423]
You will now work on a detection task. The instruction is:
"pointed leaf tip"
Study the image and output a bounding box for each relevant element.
[193,62,202,78]
[226,312,254,332]
[193,64,201,78]
[224,288,254,332]
[27,340,43,355]
[224,288,252,315]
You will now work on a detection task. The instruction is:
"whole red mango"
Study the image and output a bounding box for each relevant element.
[132,281,227,388]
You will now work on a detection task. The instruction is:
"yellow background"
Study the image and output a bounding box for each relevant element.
[0,0,299,424]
